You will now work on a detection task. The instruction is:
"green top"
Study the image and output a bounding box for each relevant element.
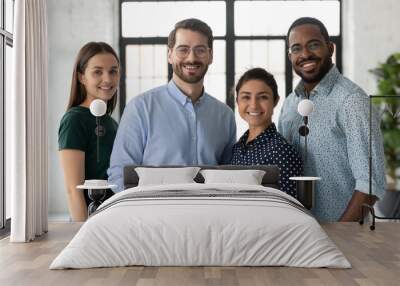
[58,106,118,180]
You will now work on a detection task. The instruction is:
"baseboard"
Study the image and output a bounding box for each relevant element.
[48,213,71,222]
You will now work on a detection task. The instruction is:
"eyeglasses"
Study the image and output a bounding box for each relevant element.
[174,46,210,59]
[289,41,324,55]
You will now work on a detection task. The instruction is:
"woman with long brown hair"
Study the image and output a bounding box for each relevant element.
[58,42,120,221]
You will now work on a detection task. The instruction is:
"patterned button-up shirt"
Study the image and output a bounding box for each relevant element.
[278,65,386,222]
[231,123,303,197]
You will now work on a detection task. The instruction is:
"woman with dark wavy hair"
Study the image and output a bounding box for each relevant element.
[58,42,120,221]
[232,68,303,198]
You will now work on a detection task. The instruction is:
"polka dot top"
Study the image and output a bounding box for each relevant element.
[231,123,303,197]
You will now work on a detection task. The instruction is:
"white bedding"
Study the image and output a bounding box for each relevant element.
[50,183,351,269]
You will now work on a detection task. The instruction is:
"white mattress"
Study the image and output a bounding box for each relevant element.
[50,183,351,269]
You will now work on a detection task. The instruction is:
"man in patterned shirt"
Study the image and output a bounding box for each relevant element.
[278,17,386,222]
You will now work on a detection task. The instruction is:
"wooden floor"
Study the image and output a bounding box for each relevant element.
[0,222,399,286]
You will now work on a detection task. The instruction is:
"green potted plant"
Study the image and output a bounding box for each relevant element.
[370,52,400,191]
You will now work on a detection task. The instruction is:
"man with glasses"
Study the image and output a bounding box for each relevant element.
[278,17,385,222]
[108,18,236,192]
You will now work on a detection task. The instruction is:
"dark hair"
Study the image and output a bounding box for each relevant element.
[236,68,279,102]
[286,17,330,45]
[168,18,213,49]
[68,42,119,114]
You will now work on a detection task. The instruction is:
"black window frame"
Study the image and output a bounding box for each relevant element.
[119,0,342,115]
[0,0,14,237]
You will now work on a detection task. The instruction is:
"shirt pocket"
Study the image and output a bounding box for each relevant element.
[320,109,344,138]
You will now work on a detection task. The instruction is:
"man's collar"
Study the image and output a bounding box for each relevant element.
[294,65,340,98]
[167,80,206,106]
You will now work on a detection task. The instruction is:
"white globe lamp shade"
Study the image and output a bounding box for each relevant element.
[89,99,107,117]
[297,99,314,117]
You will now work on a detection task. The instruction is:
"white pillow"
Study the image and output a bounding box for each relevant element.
[135,167,201,186]
[200,169,266,185]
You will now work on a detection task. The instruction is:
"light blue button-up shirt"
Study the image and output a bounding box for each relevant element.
[278,66,386,222]
[108,80,236,192]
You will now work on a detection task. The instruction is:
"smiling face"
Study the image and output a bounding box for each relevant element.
[168,28,213,84]
[237,79,279,133]
[79,53,120,103]
[288,24,333,89]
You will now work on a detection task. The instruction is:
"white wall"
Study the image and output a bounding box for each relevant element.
[47,0,119,218]
[342,0,400,94]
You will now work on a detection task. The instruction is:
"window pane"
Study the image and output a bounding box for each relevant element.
[235,40,285,75]
[6,0,14,33]
[122,1,226,37]
[0,1,2,29]
[235,107,248,140]
[273,72,286,123]
[5,44,12,219]
[235,40,286,136]
[235,1,340,36]
[292,71,301,92]
[204,40,225,103]
[372,98,400,194]
[125,45,168,104]
[332,43,337,65]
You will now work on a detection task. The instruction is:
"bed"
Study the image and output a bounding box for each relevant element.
[50,165,350,269]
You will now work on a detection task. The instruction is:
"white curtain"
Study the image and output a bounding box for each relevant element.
[10,0,48,242]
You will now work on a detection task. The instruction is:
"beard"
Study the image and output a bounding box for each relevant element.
[172,61,209,84]
[294,56,333,84]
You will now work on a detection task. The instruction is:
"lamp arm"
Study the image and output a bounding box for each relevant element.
[305,90,310,167]
[96,117,100,163]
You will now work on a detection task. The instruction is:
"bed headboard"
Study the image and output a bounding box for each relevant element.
[123,165,280,190]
